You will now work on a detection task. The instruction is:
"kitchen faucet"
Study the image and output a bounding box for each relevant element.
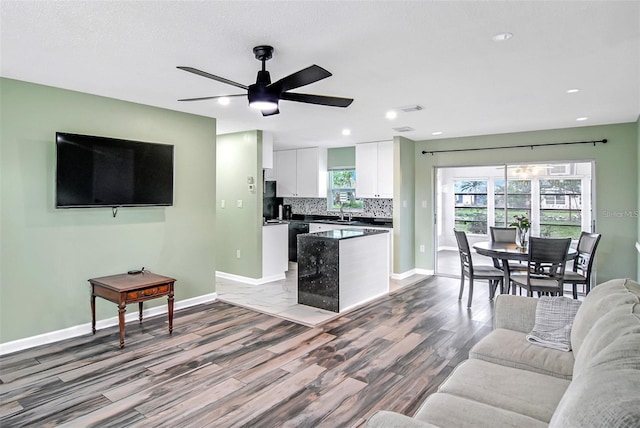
[339,202,344,220]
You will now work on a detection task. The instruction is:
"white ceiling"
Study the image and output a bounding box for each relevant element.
[1,1,639,150]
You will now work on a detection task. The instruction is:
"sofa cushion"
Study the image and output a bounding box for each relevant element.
[493,294,539,333]
[415,393,547,428]
[571,278,640,356]
[470,328,574,379]
[550,334,640,427]
[366,410,438,428]
[573,302,640,377]
[436,359,570,422]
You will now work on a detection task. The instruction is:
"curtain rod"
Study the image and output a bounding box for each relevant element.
[421,138,607,155]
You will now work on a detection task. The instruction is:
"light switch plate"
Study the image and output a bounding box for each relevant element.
[237,199,243,208]
[221,199,225,208]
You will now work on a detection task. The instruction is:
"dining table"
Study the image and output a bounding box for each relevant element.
[472,241,577,295]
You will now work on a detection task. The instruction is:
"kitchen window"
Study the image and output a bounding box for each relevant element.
[327,168,363,211]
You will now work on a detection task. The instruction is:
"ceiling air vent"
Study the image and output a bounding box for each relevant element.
[392,126,414,132]
[400,105,424,113]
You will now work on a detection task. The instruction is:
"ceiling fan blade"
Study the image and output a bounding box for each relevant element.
[178,94,246,102]
[177,66,248,90]
[269,65,331,93]
[261,107,280,117]
[280,92,354,107]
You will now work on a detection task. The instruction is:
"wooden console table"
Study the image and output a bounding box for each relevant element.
[88,272,176,348]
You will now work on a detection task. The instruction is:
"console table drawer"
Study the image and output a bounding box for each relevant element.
[127,284,170,300]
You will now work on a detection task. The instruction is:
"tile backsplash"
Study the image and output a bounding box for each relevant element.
[283,198,393,218]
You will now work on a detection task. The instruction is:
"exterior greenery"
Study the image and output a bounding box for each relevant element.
[455,177,584,239]
[328,169,363,210]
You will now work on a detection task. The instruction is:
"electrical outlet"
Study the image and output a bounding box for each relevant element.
[419,244,425,253]
[422,200,427,208]
[236,249,241,258]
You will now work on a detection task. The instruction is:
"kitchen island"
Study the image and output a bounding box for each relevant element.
[297,228,389,312]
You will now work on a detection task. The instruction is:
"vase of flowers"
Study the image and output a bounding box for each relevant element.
[510,214,531,248]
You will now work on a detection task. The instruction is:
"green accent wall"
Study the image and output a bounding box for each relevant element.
[216,130,263,278]
[393,136,416,274]
[0,78,217,343]
[637,116,640,282]
[328,146,355,169]
[413,122,638,282]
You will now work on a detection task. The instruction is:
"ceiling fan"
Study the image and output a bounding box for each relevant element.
[177,45,354,116]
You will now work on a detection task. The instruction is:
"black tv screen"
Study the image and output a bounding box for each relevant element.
[56,132,174,208]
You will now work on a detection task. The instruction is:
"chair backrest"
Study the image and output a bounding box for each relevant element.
[528,237,572,279]
[454,229,473,274]
[573,232,602,276]
[490,227,517,243]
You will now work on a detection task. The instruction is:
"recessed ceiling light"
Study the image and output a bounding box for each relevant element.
[492,32,513,42]
[432,131,443,136]
[342,129,351,136]
[385,110,397,120]
[576,117,588,121]
[218,97,230,105]
[566,88,580,94]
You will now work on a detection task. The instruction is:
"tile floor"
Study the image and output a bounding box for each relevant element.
[216,262,429,327]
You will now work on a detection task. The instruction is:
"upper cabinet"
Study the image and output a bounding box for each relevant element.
[262,132,276,179]
[275,147,327,197]
[356,141,393,198]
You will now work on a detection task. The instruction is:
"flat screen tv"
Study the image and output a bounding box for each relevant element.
[56,132,174,208]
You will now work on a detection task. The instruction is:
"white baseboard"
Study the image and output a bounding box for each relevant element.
[391,268,434,280]
[0,293,217,356]
[216,271,285,285]
[391,270,415,280]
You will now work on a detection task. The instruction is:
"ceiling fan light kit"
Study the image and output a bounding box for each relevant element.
[178,45,353,116]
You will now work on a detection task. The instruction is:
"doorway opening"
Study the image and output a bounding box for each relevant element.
[435,161,594,277]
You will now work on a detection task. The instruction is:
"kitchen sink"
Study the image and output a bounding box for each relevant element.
[316,219,359,225]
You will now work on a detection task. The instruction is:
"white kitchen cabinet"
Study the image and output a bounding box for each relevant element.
[262,223,288,281]
[275,147,327,197]
[262,132,276,179]
[355,141,393,198]
[275,150,297,196]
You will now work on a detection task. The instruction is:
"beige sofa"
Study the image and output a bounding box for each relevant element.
[366,278,640,428]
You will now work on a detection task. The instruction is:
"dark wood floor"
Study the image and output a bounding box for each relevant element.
[0,276,495,427]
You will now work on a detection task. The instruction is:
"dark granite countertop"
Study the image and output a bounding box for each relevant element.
[263,220,289,226]
[291,214,393,228]
[301,228,389,240]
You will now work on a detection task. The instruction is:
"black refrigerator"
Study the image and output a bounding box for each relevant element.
[263,181,283,220]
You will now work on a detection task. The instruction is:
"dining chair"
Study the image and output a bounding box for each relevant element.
[563,232,601,299]
[510,237,572,297]
[489,227,529,273]
[454,230,504,308]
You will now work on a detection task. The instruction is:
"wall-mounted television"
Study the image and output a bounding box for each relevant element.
[56,132,174,208]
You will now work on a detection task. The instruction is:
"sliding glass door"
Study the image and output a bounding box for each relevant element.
[435,162,593,276]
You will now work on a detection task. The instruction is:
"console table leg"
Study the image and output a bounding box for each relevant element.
[91,293,96,335]
[118,303,126,348]
[168,292,174,334]
[138,302,143,323]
